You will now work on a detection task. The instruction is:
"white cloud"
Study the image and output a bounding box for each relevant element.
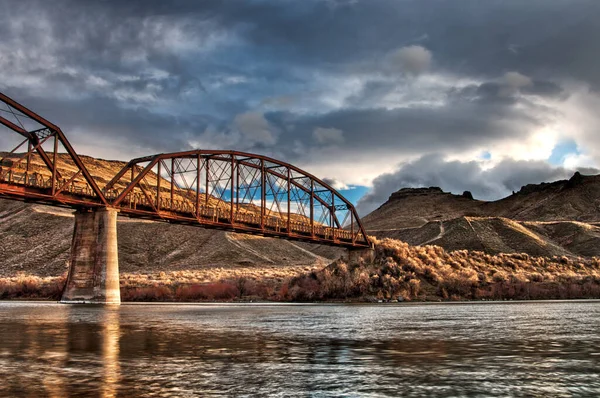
[233,112,278,146]
[555,87,600,162]
[563,153,597,169]
[295,147,402,188]
[322,177,350,190]
[386,45,432,75]
[504,71,533,89]
[313,127,345,145]
[489,127,559,163]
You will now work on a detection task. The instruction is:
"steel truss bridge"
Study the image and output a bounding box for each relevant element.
[0,92,371,249]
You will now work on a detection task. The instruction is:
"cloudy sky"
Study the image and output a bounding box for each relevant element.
[1,0,600,215]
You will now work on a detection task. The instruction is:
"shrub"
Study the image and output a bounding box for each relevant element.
[283,238,600,302]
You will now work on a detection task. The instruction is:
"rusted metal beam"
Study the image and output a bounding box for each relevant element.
[170,158,174,211]
[196,154,201,216]
[112,156,160,206]
[0,92,105,204]
[287,167,291,235]
[230,155,234,223]
[205,157,209,206]
[310,179,314,234]
[260,158,265,229]
[156,160,162,210]
[51,135,58,195]
[0,115,61,179]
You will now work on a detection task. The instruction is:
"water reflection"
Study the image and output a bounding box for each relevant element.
[0,302,599,397]
[102,307,120,398]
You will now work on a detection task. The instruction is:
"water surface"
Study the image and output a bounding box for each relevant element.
[0,301,599,397]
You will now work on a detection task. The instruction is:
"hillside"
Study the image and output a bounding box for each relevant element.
[0,198,342,277]
[0,151,344,283]
[362,173,600,257]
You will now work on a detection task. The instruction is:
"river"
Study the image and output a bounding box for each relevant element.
[0,301,599,397]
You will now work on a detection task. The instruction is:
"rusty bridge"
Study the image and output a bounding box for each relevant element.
[0,91,372,304]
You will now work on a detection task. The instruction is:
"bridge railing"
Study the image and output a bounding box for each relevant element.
[0,167,96,197]
[112,188,359,242]
[0,171,361,243]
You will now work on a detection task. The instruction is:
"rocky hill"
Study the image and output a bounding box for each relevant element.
[362,172,600,257]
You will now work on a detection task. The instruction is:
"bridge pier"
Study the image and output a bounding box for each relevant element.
[61,208,120,304]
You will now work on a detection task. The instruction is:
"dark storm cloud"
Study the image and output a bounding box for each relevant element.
[447,77,565,106]
[272,103,524,160]
[522,81,566,99]
[1,0,600,207]
[0,1,592,127]
[356,155,600,216]
[0,90,217,152]
[5,0,598,85]
[269,76,555,163]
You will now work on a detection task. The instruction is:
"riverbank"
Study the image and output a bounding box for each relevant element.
[2,238,600,302]
[284,238,600,302]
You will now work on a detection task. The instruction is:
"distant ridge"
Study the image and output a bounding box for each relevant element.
[362,172,600,257]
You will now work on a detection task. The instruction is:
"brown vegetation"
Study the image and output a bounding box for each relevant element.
[284,238,600,301]
[0,273,66,300]
[3,238,600,302]
[118,267,306,301]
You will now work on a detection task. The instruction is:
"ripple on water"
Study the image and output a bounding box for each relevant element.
[0,301,598,397]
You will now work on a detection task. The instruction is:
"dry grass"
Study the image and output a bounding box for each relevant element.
[285,237,600,301]
[3,237,600,302]
[0,273,66,300]
[119,266,313,301]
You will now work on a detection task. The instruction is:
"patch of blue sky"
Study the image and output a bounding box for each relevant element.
[339,185,370,206]
[549,139,579,166]
[479,151,492,160]
[200,185,369,206]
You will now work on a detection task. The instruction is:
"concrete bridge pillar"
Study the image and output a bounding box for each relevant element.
[61,208,120,304]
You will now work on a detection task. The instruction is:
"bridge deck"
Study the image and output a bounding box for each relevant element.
[0,175,366,249]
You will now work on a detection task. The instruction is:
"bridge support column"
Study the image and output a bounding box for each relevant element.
[347,248,376,266]
[61,208,120,304]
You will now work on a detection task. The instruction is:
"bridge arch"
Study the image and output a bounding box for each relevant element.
[103,150,371,248]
